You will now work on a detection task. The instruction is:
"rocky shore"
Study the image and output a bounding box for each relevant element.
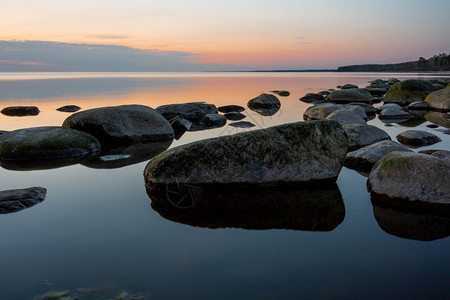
[1,77,449,238]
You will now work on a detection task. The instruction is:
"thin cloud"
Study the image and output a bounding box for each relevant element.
[297,41,312,45]
[295,36,307,40]
[0,59,58,66]
[85,34,131,40]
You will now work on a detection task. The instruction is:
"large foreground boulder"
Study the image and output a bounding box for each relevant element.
[145,120,348,189]
[383,79,437,104]
[0,126,101,161]
[325,88,373,104]
[367,151,450,216]
[425,88,450,112]
[62,105,174,144]
[0,187,46,214]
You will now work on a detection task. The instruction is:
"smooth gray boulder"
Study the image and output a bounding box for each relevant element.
[325,109,366,125]
[344,140,413,172]
[0,187,46,214]
[367,151,450,216]
[299,93,324,103]
[425,88,450,112]
[247,93,280,109]
[156,102,218,122]
[396,130,441,147]
[63,105,174,144]
[407,101,429,110]
[342,124,391,151]
[340,84,359,89]
[303,103,343,121]
[0,126,101,161]
[345,105,367,119]
[379,108,414,120]
[1,106,39,116]
[430,150,450,163]
[326,88,373,104]
[383,79,437,104]
[376,103,403,113]
[347,103,377,115]
[366,87,388,97]
[145,120,348,189]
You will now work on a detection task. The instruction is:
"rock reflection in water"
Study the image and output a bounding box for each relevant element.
[83,139,172,169]
[372,201,450,241]
[248,106,280,117]
[0,155,94,171]
[148,184,345,231]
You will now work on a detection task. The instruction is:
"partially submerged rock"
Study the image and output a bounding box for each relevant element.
[396,130,441,147]
[303,103,343,121]
[224,112,246,121]
[378,108,414,120]
[0,187,46,214]
[229,121,256,128]
[425,111,450,128]
[407,101,429,110]
[156,102,218,122]
[326,88,373,104]
[169,116,192,140]
[56,105,81,112]
[1,106,39,116]
[383,79,436,104]
[271,90,290,96]
[299,93,324,103]
[145,120,348,189]
[342,124,391,151]
[200,114,227,127]
[62,104,174,145]
[247,94,281,116]
[149,185,345,231]
[367,151,450,216]
[325,109,366,125]
[376,103,403,113]
[0,126,101,161]
[425,88,450,112]
[217,105,245,113]
[340,84,359,89]
[344,140,413,172]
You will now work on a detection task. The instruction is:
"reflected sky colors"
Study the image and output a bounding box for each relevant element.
[1,0,449,69]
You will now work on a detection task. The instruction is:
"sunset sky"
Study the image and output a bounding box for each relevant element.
[1,0,449,70]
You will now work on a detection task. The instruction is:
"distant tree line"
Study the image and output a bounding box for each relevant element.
[337,53,450,72]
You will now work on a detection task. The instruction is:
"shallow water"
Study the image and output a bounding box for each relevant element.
[0,72,449,299]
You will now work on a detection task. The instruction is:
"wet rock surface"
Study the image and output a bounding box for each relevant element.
[145,120,348,188]
[217,105,245,113]
[1,106,40,116]
[396,130,442,147]
[326,108,366,125]
[0,126,101,161]
[326,88,373,104]
[344,140,413,172]
[342,124,391,151]
[224,112,246,121]
[156,102,218,122]
[425,88,450,112]
[56,105,81,112]
[63,104,174,144]
[0,187,46,214]
[229,121,256,128]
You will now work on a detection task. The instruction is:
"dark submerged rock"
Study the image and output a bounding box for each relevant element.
[299,93,324,103]
[247,93,281,110]
[148,185,345,231]
[156,102,218,122]
[56,105,81,112]
[340,84,359,89]
[0,126,101,161]
[342,124,391,151]
[344,140,413,172]
[144,120,348,189]
[326,88,373,104]
[62,104,174,145]
[200,114,227,127]
[396,130,441,147]
[224,111,246,121]
[218,105,245,113]
[383,79,437,104]
[271,90,290,96]
[367,151,450,217]
[1,106,39,116]
[229,121,256,128]
[0,187,46,214]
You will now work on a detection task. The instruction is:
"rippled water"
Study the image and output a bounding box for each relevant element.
[0,72,449,299]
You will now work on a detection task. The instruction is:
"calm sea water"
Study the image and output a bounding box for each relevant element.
[0,72,449,299]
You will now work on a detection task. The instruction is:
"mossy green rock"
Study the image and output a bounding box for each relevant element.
[367,152,450,216]
[0,126,101,161]
[425,88,450,112]
[326,88,372,104]
[145,120,348,189]
[383,79,437,104]
[303,103,343,120]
